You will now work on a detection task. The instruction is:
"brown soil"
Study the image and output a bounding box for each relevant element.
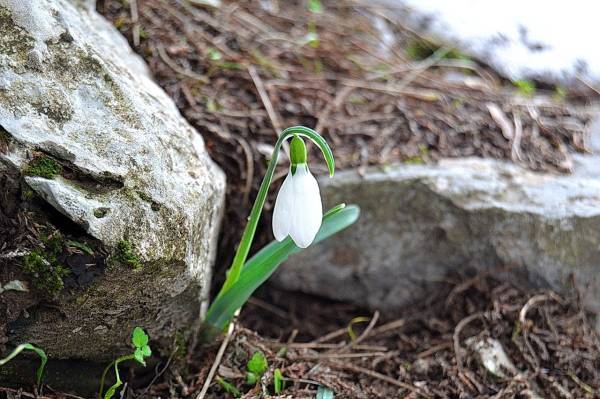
[5,274,600,399]
[3,274,600,398]
[99,273,599,399]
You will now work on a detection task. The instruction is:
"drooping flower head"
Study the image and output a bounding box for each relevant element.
[272,135,322,248]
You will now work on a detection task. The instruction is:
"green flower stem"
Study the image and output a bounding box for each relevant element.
[290,135,307,165]
[98,354,135,399]
[215,126,334,300]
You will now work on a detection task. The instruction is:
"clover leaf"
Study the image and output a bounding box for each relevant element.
[132,326,149,348]
[100,327,152,399]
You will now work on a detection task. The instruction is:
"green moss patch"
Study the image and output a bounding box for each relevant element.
[115,240,142,269]
[93,208,108,218]
[24,156,62,179]
[22,234,70,296]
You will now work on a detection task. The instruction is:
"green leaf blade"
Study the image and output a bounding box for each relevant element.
[204,205,360,330]
[274,368,283,394]
[0,343,47,388]
[67,240,94,255]
[141,345,151,357]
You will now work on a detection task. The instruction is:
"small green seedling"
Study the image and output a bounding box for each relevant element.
[217,377,241,398]
[308,0,323,13]
[273,368,284,394]
[304,0,322,49]
[514,79,536,97]
[347,316,371,341]
[99,327,152,399]
[246,350,268,385]
[0,343,47,389]
[131,326,152,365]
[207,47,222,61]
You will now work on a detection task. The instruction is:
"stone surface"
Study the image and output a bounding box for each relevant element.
[275,156,600,318]
[0,0,225,360]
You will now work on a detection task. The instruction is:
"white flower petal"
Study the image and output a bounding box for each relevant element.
[272,170,294,241]
[289,165,322,248]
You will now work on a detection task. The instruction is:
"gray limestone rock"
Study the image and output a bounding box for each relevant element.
[0,0,225,360]
[275,156,600,321]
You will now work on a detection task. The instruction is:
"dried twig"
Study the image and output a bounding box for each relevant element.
[247,65,282,135]
[487,103,514,140]
[196,321,236,399]
[311,326,350,344]
[136,350,176,398]
[294,352,388,360]
[512,112,523,162]
[247,297,288,319]
[156,45,208,82]
[519,293,564,327]
[130,0,140,47]
[370,317,405,336]
[315,86,354,133]
[453,312,485,371]
[329,362,433,398]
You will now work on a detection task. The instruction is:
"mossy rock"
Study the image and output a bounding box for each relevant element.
[23,156,62,179]
[0,0,225,368]
[113,240,142,269]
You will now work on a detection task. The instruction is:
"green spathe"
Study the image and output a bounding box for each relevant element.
[290,135,307,165]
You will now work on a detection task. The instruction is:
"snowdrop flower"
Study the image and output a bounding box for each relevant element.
[272,135,322,248]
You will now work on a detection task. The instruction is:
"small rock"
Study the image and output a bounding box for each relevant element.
[466,336,518,378]
[0,280,28,294]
